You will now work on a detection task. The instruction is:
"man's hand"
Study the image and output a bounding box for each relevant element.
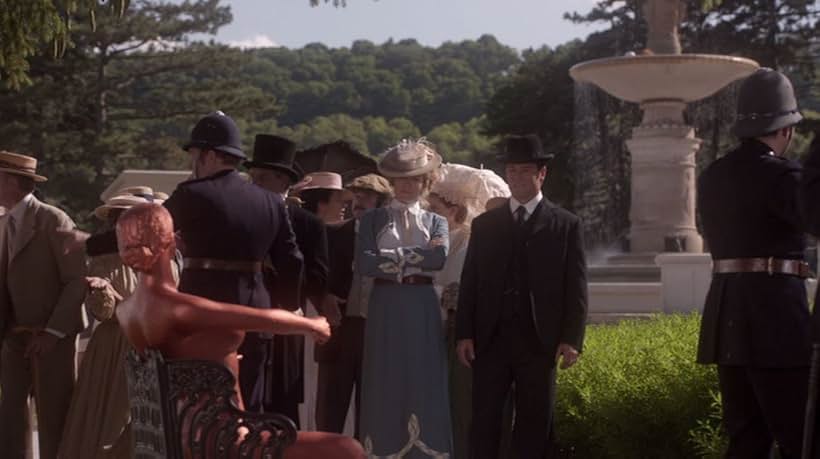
[320,295,343,327]
[310,316,331,345]
[58,229,90,256]
[456,339,476,368]
[555,343,579,369]
[25,333,60,358]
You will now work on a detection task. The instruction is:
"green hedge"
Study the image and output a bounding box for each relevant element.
[554,313,727,458]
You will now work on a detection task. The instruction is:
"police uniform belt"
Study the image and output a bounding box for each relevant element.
[183,257,263,273]
[374,275,433,286]
[712,257,811,278]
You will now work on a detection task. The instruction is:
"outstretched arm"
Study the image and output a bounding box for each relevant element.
[171,293,329,343]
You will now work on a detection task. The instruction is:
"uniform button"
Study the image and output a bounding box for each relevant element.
[726,352,732,359]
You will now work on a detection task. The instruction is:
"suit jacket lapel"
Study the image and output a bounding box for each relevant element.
[528,199,556,239]
[10,198,37,263]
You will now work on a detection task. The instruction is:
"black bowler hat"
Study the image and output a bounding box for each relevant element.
[497,134,554,164]
[734,68,803,138]
[183,111,245,159]
[245,134,301,183]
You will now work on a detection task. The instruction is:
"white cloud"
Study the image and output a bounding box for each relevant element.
[228,35,279,50]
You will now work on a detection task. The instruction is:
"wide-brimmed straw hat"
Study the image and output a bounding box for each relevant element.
[0,151,47,182]
[94,195,154,220]
[377,139,442,178]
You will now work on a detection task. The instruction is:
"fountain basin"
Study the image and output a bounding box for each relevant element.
[569,54,759,103]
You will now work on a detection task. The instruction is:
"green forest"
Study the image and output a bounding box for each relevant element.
[0,0,817,241]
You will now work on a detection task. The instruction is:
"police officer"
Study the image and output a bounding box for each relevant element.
[697,68,809,458]
[161,112,304,412]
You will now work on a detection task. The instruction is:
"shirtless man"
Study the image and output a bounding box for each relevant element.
[114,203,364,458]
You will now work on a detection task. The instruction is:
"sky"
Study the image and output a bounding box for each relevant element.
[210,0,606,51]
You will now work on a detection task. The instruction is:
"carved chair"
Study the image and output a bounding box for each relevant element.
[125,349,297,459]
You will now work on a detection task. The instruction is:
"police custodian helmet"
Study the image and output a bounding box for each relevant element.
[733,68,803,139]
[183,111,245,159]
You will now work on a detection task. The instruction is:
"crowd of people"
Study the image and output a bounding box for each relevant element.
[0,102,588,458]
[1,64,819,459]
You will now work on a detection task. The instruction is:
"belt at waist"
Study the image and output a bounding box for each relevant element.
[183,257,263,273]
[713,257,811,278]
[374,275,433,286]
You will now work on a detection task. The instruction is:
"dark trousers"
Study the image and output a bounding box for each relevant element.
[316,317,365,437]
[718,365,809,459]
[470,319,555,459]
[239,334,304,428]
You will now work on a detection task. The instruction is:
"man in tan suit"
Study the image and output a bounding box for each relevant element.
[0,151,87,459]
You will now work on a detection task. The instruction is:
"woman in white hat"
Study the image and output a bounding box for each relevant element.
[60,188,173,459]
[428,164,510,459]
[356,139,452,457]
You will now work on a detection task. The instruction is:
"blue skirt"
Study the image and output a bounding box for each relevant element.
[360,283,453,458]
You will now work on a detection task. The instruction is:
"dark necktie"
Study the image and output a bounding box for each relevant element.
[515,206,527,227]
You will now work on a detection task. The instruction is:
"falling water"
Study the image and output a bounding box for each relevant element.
[570,81,637,252]
[687,79,743,172]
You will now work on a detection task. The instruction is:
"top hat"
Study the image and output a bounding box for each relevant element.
[345,173,393,197]
[245,134,301,183]
[183,111,245,159]
[734,68,803,138]
[497,135,554,164]
[0,151,47,182]
[377,139,442,178]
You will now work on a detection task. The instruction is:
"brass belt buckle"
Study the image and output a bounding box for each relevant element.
[767,256,774,276]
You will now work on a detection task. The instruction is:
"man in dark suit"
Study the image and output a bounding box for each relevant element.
[697,68,810,458]
[246,134,329,426]
[456,135,588,459]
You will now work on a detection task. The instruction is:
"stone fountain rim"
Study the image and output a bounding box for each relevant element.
[569,53,760,79]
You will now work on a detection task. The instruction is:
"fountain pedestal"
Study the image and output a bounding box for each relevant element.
[626,100,703,252]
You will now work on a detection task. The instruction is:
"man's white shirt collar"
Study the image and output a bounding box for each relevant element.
[509,191,543,220]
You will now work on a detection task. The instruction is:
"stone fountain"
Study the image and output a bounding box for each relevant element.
[570,0,759,319]
[570,0,759,254]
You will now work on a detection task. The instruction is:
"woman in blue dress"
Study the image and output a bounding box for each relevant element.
[357,139,452,458]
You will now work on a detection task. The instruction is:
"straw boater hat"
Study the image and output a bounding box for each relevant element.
[291,172,348,193]
[377,139,442,178]
[94,186,165,220]
[0,151,48,182]
[345,173,393,197]
[432,164,511,225]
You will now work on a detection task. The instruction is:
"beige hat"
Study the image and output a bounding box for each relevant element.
[94,194,155,220]
[377,139,442,178]
[346,174,393,197]
[0,151,47,182]
[291,172,345,192]
[116,186,155,198]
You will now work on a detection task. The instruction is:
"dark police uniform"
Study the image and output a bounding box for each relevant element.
[697,68,810,458]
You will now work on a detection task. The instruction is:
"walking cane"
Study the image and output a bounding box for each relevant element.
[802,342,820,459]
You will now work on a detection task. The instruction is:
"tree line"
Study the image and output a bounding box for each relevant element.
[0,0,817,245]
